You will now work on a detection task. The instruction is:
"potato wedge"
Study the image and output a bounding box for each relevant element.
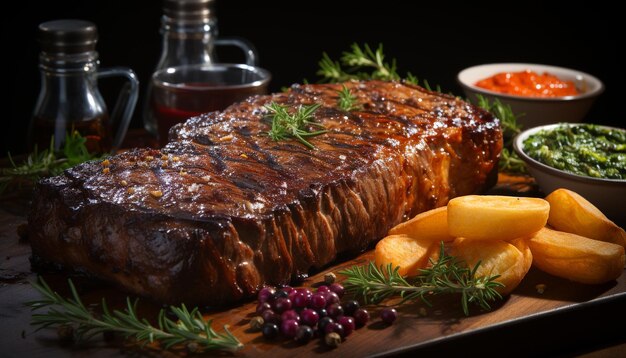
[447,195,550,241]
[510,237,533,275]
[388,206,455,242]
[529,227,625,284]
[374,234,436,277]
[451,237,529,295]
[545,188,626,248]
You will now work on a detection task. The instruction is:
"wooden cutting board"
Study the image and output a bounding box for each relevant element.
[1,175,625,357]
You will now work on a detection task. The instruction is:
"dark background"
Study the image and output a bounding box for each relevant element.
[2,1,622,155]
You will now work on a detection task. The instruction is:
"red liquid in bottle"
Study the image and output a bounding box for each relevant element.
[151,81,266,146]
[153,105,203,146]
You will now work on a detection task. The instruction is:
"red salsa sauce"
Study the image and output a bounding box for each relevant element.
[475,70,579,97]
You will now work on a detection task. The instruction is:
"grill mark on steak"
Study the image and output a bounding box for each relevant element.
[28,80,502,305]
[234,126,280,164]
[206,147,228,173]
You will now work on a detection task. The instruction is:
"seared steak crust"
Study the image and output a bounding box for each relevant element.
[28,81,502,305]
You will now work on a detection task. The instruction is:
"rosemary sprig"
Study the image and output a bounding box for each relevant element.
[317,52,352,83]
[318,43,402,82]
[316,43,443,93]
[337,85,361,111]
[26,277,242,353]
[339,243,503,316]
[1,131,103,195]
[404,72,420,86]
[265,102,327,149]
[341,43,401,81]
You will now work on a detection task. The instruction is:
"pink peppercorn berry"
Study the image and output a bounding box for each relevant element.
[380,308,397,325]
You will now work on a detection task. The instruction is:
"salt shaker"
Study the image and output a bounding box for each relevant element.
[29,19,139,153]
[143,0,258,138]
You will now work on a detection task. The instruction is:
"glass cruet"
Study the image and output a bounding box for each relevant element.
[30,19,139,153]
[143,0,258,139]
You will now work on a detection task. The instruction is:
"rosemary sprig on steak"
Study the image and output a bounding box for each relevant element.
[265,102,327,149]
[26,277,243,354]
[339,243,503,316]
[337,84,361,111]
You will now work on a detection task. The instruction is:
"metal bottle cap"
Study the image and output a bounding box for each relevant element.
[163,0,215,21]
[38,19,98,54]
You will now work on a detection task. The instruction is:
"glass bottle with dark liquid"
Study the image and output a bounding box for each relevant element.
[143,0,258,144]
[30,20,139,154]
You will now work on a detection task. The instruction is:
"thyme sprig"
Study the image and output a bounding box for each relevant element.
[26,277,242,354]
[1,131,103,194]
[339,243,503,316]
[265,102,327,149]
[337,85,361,111]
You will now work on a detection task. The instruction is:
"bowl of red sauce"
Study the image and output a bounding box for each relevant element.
[458,63,604,127]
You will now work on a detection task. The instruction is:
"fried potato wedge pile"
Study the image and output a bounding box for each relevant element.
[545,189,626,248]
[375,189,625,295]
[529,227,624,284]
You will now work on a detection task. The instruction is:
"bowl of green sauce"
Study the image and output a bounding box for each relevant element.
[514,123,626,224]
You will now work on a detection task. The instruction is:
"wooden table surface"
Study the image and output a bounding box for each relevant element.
[1,174,626,357]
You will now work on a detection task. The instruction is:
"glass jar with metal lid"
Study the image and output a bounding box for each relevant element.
[30,19,139,153]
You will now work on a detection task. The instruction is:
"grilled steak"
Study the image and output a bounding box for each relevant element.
[28,81,502,305]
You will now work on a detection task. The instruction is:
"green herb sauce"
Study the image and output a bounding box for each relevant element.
[522,124,626,179]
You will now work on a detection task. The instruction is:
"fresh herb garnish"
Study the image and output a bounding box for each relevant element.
[317,43,442,92]
[317,53,349,82]
[337,85,361,111]
[27,277,242,354]
[474,94,526,174]
[1,131,103,195]
[498,148,528,174]
[339,243,503,316]
[404,72,419,85]
[318,43,402,82]
[475,95,522,144]
[340,43,401,81]
[265,102,327,149]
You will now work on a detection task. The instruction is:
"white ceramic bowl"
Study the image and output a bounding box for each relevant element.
[513,123,626,224]
[458,63,604,128]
